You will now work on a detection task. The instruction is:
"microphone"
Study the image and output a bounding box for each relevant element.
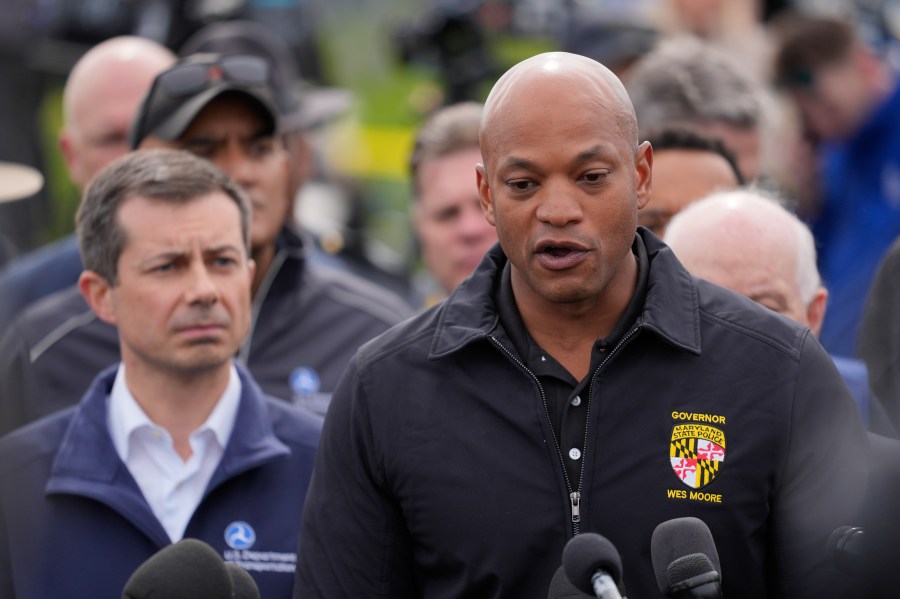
[547,565,594,598]
[121,538,260,599]
[562,532,625,599]
[651,517,723,599]
[226,562,262,598]
[825,526,865,577]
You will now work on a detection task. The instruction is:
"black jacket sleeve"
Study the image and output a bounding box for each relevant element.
[769,331,868,597]
[0,322,35,437]
[293,355,416,599]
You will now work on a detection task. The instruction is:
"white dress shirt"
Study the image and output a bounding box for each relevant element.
[107,364,241,542]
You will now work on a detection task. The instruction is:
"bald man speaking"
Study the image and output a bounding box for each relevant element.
[294,53,866,598]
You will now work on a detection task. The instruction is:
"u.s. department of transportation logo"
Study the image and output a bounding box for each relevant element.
[670,422,726,489]
[225,521,256,550]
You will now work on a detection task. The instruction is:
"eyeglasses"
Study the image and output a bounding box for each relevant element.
[154,55,271,98]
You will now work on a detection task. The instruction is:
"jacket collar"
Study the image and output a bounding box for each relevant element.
[429,228,701,358]
[239,226,308,363]
[45,362,289,545]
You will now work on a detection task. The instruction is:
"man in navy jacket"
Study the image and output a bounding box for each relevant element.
[0,149,320,598]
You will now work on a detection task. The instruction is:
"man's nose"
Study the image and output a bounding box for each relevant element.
[185,262,219,305]
[535,180,584,227]
[215,142,255,188]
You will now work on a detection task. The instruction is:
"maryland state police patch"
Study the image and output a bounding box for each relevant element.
[669,421,726,489]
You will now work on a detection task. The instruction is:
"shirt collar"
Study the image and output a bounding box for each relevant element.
[107,363,242,462]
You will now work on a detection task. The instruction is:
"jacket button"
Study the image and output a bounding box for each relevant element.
[571,395,582,407]
[569,448,581,460]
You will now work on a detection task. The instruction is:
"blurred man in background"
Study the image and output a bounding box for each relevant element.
[664,188,894,434]
[408,101,497,306]
[639,127,744,236]
[175,19,405,294]
[0,36,176,331]
[626,35,765,181]
[773,13,900,359]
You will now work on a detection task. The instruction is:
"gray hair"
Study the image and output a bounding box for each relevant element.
[77,148,251,285]
[626,36,762,134]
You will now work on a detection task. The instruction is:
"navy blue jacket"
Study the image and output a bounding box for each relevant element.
[296,231,868,599]
[0,364,321,599]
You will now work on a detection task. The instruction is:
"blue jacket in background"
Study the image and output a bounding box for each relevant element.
[814,81,900,357]
[0,364,321,599]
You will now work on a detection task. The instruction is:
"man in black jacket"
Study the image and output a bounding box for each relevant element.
[295,52,867,598]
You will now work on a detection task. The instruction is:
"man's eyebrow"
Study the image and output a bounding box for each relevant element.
[248,129,275,142]
[575,145,614,163]
[500,156,538,171]
[181,136,221,148]
[205,244,242,255]
[499,146,615,172]
[137,250,186,267]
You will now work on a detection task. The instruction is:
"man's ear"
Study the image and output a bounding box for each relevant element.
[78,270,117,325]
[635,141,653,211]
[806,287,828,338]
[59,129,83,189]
[476,163,496,226]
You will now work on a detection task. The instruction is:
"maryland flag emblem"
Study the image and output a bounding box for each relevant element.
[670,423,726,489]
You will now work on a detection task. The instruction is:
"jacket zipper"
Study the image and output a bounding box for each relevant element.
[489,325,641,536]
[573,325,641,528]
[489,336,579,532]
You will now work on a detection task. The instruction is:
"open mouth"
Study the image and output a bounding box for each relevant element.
[536,242,589,270]
[543,246,576,258]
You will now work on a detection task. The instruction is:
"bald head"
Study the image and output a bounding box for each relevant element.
[60,36,176,189]
[665,189,827,334]
[474,51,653,314]
[480,52,639,169]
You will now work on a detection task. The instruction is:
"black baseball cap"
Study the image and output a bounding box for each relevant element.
[179,20,353,131]
[129,53,280,149]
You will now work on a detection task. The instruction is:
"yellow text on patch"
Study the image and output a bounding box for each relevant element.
[666,488,723,503]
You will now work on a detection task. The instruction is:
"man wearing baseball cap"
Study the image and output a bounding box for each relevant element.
[0,52,412,435]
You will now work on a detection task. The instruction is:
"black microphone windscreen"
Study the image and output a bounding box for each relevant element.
[825,525,856,557]
[121,538,233,599]
[825,526,865,576]
[226,562,261,599]
[562,532,623,595]
[666,553,716,588]
[651,517,721,594]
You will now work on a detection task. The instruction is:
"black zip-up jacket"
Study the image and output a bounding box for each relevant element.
[0,227,412,434]
[295,230,867,599]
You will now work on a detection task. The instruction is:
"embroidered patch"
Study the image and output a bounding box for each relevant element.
[669,422,726,489]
